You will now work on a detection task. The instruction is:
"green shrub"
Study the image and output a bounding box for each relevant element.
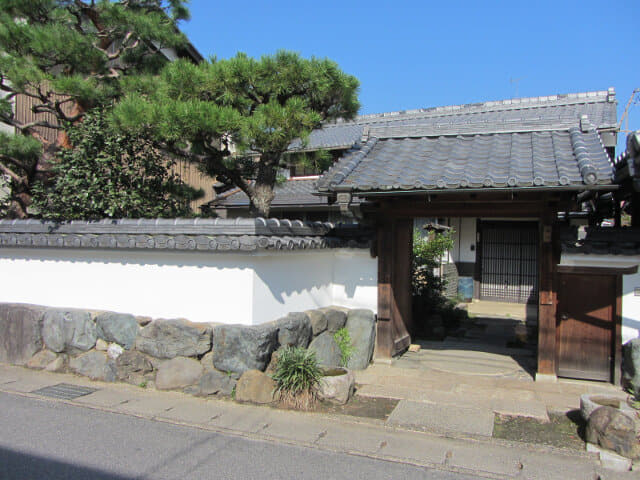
[272,346,322,409]
[334,328,354,367]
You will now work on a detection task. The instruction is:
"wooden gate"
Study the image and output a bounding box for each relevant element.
[556,273,616,382]
[479,222,538,303]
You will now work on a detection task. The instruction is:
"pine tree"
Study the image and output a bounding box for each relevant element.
[113,51,360,218]
[0,0,190,218]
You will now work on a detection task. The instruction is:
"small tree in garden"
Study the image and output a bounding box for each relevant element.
[32,109,201,219]
[272,346,322,410]
[0,0,190,218]
[412,229,459,335]
[112,50,360,217]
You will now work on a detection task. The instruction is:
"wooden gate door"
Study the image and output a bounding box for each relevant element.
[479,222,538,303]
[556,273,616,381]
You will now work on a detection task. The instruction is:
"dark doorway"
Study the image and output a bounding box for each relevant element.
[478,222,539,304]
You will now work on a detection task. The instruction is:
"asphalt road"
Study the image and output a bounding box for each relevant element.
[0,392,480,480]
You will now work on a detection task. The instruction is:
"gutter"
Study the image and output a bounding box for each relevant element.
[316,184,618,198]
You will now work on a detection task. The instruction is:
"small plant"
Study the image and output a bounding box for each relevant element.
[625,386,640,410]
[334,328,355,367]
[138,380,148,389]
[231,384,236,400]
[272,346,322,410]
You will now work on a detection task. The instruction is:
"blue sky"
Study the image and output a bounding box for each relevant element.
[180,0,639,152]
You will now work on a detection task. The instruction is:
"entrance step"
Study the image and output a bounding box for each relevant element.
[387,400,495,437]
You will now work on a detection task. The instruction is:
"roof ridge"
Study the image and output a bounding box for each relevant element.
[323,89,615,128]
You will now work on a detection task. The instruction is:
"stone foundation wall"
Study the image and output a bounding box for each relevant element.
[0,302,376,398]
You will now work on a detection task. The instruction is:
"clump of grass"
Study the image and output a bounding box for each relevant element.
[334,328,354,367]
[272,346,322,410]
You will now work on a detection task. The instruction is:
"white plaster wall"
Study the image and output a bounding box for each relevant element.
[457,217,477,263]
[331,250,378,311]
[251,252,334,325]
[0,247,377,326]
[0,248,254,324]
[560,253,640,343]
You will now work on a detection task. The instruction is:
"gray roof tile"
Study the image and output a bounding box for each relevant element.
[317,129,612,193]
[212,178,328,208]
[292,89,618,152]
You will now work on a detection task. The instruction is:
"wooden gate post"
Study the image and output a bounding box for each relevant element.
[375,218,412,361]
[536,206,558,380]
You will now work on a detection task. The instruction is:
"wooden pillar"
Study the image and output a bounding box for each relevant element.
[375,218,413,360]
[537,205,559,379]
[376,220,394,360]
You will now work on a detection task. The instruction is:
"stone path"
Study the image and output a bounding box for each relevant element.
[1,363,636,479]
[356,349,623,436]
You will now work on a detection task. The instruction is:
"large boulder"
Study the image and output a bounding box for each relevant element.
[308,331,342,367]
[623,338,640,395]
[306,310,327,337]
[135,319,212,359]
[155,356,203,390]
[212,324,278,374]
[319,307,347,333]
[586,406,640,459]
[42,308,97,354]
[0,303,45,365]
[191,370,237,397]
[317,367,355,405]
[95,312,138,350]
[26,350,58,370]
[345,309,376,370]
[69,351,116,382]
[276,312,311,348]
[115,350,154,385]
[235,369,276,404]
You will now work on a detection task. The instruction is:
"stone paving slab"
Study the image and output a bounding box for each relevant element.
[387,400,495,437]
[261,415,328,444]
[490,398,549,421]
[315,422,390,454]
[74,388,138,408]
[155,399,225,425]
[376,430,452,465]
[446,442,525,476]
[208,404,274,433]
[115,395,181,417]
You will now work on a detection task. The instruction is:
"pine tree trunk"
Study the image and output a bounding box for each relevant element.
[248,157,278,218]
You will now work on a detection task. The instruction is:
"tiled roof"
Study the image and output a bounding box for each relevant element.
[0,218,371,252]
[613,131,640,186]
[317,128,613,192]
[213,178,328,208]
[314,90,618,194]
[291,89,618,152]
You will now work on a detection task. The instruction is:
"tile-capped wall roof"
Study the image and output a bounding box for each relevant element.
[561,226,640,256]
[0,218,371,252]
[317,128,613,193]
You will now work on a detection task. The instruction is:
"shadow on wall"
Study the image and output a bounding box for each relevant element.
[252,254,334,304]
[0,248,254,269]
[252,251,377,305]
